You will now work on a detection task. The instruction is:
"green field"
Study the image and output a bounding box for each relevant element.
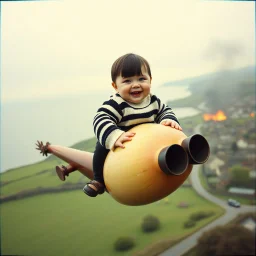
[1,187,224,256]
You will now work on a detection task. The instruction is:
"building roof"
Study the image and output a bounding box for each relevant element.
[228,187,255,195]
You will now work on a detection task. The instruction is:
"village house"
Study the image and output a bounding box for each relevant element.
[207,156,225,176]
[201,98,255,196]
[228,187,256,199]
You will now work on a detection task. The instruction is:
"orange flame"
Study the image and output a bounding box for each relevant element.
[250,112,255,118]
[203,110,227,122]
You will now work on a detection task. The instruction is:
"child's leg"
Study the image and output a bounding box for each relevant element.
[92,142,110,185]
[83,142,109,197]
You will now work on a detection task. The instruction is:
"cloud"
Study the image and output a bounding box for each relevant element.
[203,40,244,69]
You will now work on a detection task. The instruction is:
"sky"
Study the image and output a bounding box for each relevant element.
[1,0,255,102]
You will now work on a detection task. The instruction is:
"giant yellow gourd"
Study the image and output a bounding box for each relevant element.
[104,123,209,206]
[36,123,210,206]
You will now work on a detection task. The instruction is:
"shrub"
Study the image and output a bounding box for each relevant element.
[141,215,160,233]
[114,236,135,251]
[177,202,189,208]
[189,211,214,222]
[196,224,255,256]
[184,220,196,228]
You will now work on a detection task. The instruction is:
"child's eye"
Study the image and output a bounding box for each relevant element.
[123,80,131,83]
[139,77,146,81]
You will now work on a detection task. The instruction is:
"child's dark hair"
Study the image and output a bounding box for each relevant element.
[111,53,152,83]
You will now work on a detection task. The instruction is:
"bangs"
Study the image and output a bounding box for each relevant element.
[111,53,152,82]
[120,55,146,78]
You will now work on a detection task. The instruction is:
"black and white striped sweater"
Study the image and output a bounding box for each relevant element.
[93,93,180,149]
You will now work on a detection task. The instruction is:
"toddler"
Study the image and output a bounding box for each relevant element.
[83,53,182,197]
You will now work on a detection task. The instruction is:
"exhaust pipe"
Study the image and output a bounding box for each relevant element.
[181,134,210,164]
[158,144,189,175]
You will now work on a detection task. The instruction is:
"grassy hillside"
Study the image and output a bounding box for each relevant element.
[0,130,225,256]
[1,187,224,256]
[0,138,97,198]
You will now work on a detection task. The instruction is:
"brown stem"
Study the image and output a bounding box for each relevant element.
[56,165,77,181]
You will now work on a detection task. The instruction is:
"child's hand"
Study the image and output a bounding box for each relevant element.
[161,120,182,131]
[114,132,136,149]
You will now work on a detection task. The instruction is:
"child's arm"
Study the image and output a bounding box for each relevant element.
[93,99,124,149]
[155,96,182,130]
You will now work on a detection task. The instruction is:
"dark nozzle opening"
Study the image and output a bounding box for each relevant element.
[158,144,189,175]
[181,134,210,164]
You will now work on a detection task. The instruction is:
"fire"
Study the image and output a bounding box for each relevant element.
[203,110,227,122]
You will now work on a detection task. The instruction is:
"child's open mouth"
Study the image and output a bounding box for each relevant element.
[130,91,142,97]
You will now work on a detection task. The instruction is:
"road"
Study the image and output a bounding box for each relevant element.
[159,126,256,256]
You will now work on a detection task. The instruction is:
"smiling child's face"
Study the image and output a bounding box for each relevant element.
[112,66,152,104]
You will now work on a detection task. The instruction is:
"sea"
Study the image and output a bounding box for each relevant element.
[1,85,201,172]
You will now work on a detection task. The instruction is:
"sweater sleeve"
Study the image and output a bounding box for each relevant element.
[155,96,180,125]
[93,99,124,149]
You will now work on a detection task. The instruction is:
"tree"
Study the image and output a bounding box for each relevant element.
[141,215,160,233]
[114,237,135,251]
[196,224,255,256]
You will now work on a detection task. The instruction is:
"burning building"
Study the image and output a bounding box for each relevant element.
[203,110,227,122]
